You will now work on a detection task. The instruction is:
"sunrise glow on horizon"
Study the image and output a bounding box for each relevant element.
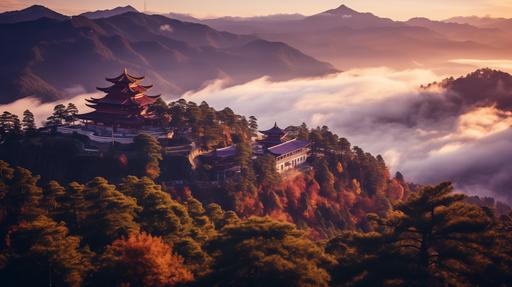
[1,0,512,20]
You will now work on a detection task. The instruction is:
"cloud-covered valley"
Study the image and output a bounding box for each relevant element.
[1,67,510,202]
[183,68,512,202]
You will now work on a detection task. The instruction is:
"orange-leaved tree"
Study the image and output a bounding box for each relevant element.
[93,232,193,287]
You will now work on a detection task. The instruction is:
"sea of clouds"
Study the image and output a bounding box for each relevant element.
[182,67,512,202]
[1,67,511,202]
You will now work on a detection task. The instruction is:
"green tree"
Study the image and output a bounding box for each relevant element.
[328,182,496,287]
[253,154,280,187]
[297,122,309,140]
[81,177,140,250]
[46,104,67,127]
[64,103,79,125]
[1,215,91,287]
[22,109,36,133]
[132,134,163,179]
[0,112,21,137]
[202,217,334,287]
[118,176,192,237]
[118,176,213,273]
[248,116,258,137]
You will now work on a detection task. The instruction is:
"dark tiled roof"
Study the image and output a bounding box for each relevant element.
[267,139,310,155]
[214,145,237,158]
[259,122,285,136]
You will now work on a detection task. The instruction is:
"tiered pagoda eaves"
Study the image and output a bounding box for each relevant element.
[258,122,286,148]
[78,69,160,129]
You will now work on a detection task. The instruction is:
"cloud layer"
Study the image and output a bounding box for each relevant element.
[183,67,512,202]
[1,67,510,202]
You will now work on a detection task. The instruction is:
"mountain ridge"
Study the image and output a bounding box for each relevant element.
[0,8,335,104]
[0,4,68,24]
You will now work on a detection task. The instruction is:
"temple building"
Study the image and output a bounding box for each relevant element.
[59,69,170,144]
[258,123,310,173]
[78,68,161,129]
[267,138,310,173]
[258,122,286,148]
[206,123,310,177]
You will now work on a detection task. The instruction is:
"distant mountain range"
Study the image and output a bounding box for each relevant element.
[2,4,512,104]
[0,6,335,104]
[79,5,138,19]
[0,4,68,23]
[181,4,512,70]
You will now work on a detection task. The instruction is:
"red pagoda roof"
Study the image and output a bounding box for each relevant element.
[77,68,161,126]
[106,68,145,84]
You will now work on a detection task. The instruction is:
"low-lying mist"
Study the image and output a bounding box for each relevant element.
[183,67,512,203]
[0,67,510,202]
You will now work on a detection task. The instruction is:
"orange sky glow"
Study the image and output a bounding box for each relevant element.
[1,0,512,20]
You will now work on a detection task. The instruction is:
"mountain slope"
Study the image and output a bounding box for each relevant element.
[191,4,512,70]
[80,5,138,19]
[0,5,68,24]
[0,10,335,104]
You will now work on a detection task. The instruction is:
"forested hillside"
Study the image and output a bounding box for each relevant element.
[0,100,511,286]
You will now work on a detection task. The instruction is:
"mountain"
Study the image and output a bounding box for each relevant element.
[191,4,512,70]
[0,5,68,24]
[301,4,398,30]
[160,12,202,23]
[406,17,510,46]
[437,68,512,111]
[80,5,138,19]
[444,16,512,32]
[0,10,335,104]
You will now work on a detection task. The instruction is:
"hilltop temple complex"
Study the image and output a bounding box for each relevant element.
[58,69,309,173]
[205,123,310,178]
[59,69,171,144]
[258,123,310,173]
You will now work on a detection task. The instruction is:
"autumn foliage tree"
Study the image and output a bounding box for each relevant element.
[93,232,193,287]
[327,182,497,287]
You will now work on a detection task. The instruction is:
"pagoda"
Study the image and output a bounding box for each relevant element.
[77,68,160,130]
[258,122,286,148]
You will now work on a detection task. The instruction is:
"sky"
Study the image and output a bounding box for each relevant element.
[1,0,512,20]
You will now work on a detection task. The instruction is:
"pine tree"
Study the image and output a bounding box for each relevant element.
[328,182,496,287]
[202,217,334,287]
[132,134,163,179]
[248,116,258,137]
[1,215,91,287]
[46,104,67,127]
[0,111,20,138]
[118,176,192,237]
[22,109,36,133]
[81,177,141,250]
[297,122,309,140]
[64,103,79,125]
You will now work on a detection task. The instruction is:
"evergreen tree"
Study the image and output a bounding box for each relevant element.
[22,109,36,133]
[118,176,192,237]
[297,122,309,140]
[0,112,20,137]
[64,103,79,125]
[81,177,141,250]
[248,116,258,137]
[1,215,91,287]
[328,182,496,287]
[46,104,67,127]
[202,217,334,287]
[132,134,163,179]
